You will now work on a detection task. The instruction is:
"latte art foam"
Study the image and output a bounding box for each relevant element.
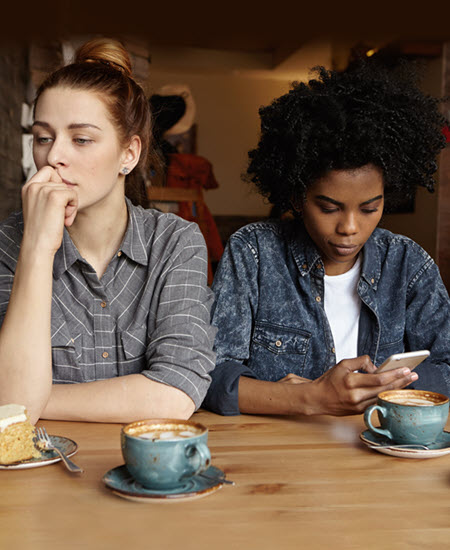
[385,397,436,406]
[138,429,199,441]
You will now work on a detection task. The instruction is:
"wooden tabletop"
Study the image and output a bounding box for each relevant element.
[1,410,449,550]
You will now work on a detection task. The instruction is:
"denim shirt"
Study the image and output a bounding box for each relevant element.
[202,220,450,415]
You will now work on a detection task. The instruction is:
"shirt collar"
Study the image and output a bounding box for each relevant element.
[119,198,148,266]
[360,230,381,288]
[53,228,82,280]
[288,222,323,276]
[288,221,381,286]
[53,197,148,280]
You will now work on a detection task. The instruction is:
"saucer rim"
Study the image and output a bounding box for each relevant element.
[102,464,225,501]
[359,429,450,458]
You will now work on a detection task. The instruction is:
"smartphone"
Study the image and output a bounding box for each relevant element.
[376,350,430,373]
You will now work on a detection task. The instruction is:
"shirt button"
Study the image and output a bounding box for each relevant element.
[302,263,308,270]
[331,347,336,354]
[100,301,107,308]
[315,296,321,302]
[102,351,109,359]
[371,278,375,284]
[275,340,282,347]
[316,263,321,269]
[117,251,122,257]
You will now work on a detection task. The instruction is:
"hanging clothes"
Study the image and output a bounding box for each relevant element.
[165,152,224,284]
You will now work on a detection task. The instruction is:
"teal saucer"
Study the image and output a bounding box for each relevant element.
[103,465,226,502]
[360,429,450,458]
[0,435,78,470]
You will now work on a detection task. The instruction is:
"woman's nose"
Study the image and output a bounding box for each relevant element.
[46,139,67,168]
[337,212,358,235]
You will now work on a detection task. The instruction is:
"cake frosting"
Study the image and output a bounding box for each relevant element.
[0,404,28,431]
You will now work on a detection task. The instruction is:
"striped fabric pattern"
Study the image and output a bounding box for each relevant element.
[0,199,217,409]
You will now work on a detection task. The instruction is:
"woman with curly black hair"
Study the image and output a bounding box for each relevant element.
[202,59,450,417]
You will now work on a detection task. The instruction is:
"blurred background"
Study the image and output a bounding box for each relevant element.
[2,2,450,287]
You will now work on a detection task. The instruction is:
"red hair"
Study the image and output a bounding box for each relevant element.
[34,37,154,206]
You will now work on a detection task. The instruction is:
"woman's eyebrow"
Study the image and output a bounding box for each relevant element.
[315,194,383,206]
[31,121,50,129]
[360,195,383,205]
[31,121,102,131]
[68,123,102,131]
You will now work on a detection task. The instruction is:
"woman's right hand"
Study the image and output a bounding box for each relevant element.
[21,166,78,256]
[309,355,419,416]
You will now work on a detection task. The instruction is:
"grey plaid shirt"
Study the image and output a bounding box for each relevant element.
[0,199,216,409]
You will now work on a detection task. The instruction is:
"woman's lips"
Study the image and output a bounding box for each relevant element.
[62,179,76,188]
[330,243,358,256]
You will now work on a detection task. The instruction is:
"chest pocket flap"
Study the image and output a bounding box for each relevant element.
[121,323,149,361]
[252,322,311,355]
[51,325,82,361]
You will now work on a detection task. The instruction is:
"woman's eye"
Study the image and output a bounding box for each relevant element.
[320,207,338,213]
[361,208,378,214]
[35,136,52,145]
[74,138,93,145]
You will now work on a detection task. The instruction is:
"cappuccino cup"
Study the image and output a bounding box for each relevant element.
[364,389,449,446]
[121,419,211,490]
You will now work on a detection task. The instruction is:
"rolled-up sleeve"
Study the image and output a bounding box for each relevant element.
[202,233,260,415]
[142,224,217,409]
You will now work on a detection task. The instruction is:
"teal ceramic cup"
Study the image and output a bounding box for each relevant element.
[364,389,449,446]
[121,419,211,490]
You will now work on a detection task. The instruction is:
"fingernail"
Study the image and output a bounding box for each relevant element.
[410,373,419,381]
[402,368,411,375]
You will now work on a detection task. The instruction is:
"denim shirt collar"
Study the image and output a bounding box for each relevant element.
[287,221,381,288]
[288,223,323,276]
[360,231,381,289]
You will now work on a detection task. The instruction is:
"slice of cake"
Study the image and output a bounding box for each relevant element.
[0,404,40,465]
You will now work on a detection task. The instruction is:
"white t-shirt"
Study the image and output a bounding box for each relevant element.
[324,255,362,363]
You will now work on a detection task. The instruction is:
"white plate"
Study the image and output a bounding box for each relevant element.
[360,430,450,459]
[0,435,78,469]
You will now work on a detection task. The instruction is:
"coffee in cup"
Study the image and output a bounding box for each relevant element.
[121,419,211,490]
[364,389,449,446]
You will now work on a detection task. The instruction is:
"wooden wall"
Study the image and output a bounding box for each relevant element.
[0,45,27,222]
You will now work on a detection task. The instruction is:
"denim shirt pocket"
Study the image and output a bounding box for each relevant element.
[376,335,405,367]
[51,328,84,383]
[250,322,311,380]
[119,323,149,375]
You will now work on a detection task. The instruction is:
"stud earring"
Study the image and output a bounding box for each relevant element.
[122,167,130,175]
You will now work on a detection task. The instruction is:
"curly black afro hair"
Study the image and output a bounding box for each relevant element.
[246,58,448,214]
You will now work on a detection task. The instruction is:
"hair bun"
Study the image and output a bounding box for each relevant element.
[75,37,132,77]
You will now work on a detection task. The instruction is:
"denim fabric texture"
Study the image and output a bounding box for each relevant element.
[202,220,450,415]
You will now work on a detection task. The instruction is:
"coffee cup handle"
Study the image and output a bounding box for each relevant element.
[185,442,211,476]
[364,405,393,440]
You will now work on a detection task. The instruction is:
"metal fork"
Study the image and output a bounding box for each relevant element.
[36,427,83,473]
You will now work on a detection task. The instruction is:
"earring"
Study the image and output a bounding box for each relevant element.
[122,167,130,175]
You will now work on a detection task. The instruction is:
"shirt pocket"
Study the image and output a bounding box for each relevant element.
[252,322,310,354]
[119,323,149,375]
[51,329,84,383]
[250,322,311,379]
[376,335,405,367]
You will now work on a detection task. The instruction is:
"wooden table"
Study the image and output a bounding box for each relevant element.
[1,411,449,549]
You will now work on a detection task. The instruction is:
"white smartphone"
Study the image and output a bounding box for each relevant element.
[376,350,430,373]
